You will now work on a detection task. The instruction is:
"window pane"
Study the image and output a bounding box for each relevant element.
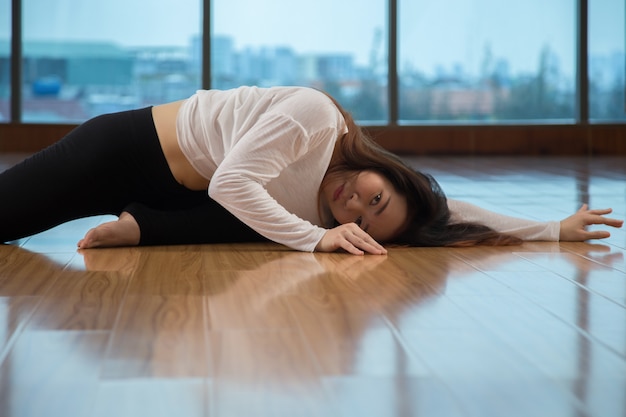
[212,0,388,123]
[22,0,201,123]
[589,0,625,122]
[0,0,9,122]
[399,0,576,123]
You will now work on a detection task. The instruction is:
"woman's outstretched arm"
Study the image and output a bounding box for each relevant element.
[448,199,623,242]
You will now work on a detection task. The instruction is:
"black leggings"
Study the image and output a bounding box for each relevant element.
[0,107,266,245]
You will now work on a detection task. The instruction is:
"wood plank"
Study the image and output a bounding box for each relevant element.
[486,267,626,359]
[400,327,588,417]
[205,268,299,330]
[323,376,469,417]
[210,330,330,417]
[0,297,39,363]
[90,379,207,417]
[125,248,205,295]
[287,292,430,377]
[0,330,109,417]
[26,270,129,331]
[100,294,208,379]
[446,294,626,417]
[0,246,67,296]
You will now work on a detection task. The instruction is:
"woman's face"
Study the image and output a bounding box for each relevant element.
[321,170,408,242]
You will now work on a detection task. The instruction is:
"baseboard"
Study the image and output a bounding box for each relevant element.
[1,123,625,156]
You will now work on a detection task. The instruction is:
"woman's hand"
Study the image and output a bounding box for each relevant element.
[316,223,388,255]
[560,204,623,241]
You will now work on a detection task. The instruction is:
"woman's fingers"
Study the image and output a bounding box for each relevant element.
[588,213,624,228]
[317,223,387,255]
[587,208,612,215]
[583,230,611,240]
[341,227,387,255]
[580,207,623,229]
[561,205,623,241]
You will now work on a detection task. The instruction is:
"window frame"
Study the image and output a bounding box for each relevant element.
[1,0,608,126]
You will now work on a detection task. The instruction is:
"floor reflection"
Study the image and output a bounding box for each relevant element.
[1,154,625,416]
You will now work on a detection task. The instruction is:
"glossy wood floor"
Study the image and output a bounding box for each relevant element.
[1,155,625,417]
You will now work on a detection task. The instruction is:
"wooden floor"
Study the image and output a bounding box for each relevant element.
[1,155,625,417]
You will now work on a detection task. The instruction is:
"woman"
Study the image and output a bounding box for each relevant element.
[0,86,622,254]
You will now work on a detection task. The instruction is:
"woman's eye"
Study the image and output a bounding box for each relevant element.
[371,194,382,205]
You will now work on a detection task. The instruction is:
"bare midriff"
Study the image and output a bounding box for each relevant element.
[152,101,210,191]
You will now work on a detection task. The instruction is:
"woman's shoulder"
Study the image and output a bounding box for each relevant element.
[270,87,345,129]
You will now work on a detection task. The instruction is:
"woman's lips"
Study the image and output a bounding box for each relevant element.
[333,184,344,201]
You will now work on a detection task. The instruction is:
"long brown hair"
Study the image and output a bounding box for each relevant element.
[322,93,522,247]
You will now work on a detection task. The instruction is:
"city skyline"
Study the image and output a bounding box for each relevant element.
[1,0,623,123]
[1,0,622,79]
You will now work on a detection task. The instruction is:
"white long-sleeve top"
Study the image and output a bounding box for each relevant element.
[447,200,560,241]
[176,86,560,252]
[177,86,346,252]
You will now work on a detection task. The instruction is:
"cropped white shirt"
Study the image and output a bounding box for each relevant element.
[175,86,560,252]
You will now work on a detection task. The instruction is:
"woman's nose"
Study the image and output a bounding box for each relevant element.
[346,193,361,210]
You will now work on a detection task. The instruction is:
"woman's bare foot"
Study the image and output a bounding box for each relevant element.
[77,212,140,249]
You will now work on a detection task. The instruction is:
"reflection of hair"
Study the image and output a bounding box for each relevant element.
[322,93,522,247]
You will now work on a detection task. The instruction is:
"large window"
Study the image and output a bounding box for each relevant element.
[1,0,624,125]
[211,0,388,122]
[0,0,9,122]
[399,0,577,123]
[19,0,201,122]
[589,0,625,121]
